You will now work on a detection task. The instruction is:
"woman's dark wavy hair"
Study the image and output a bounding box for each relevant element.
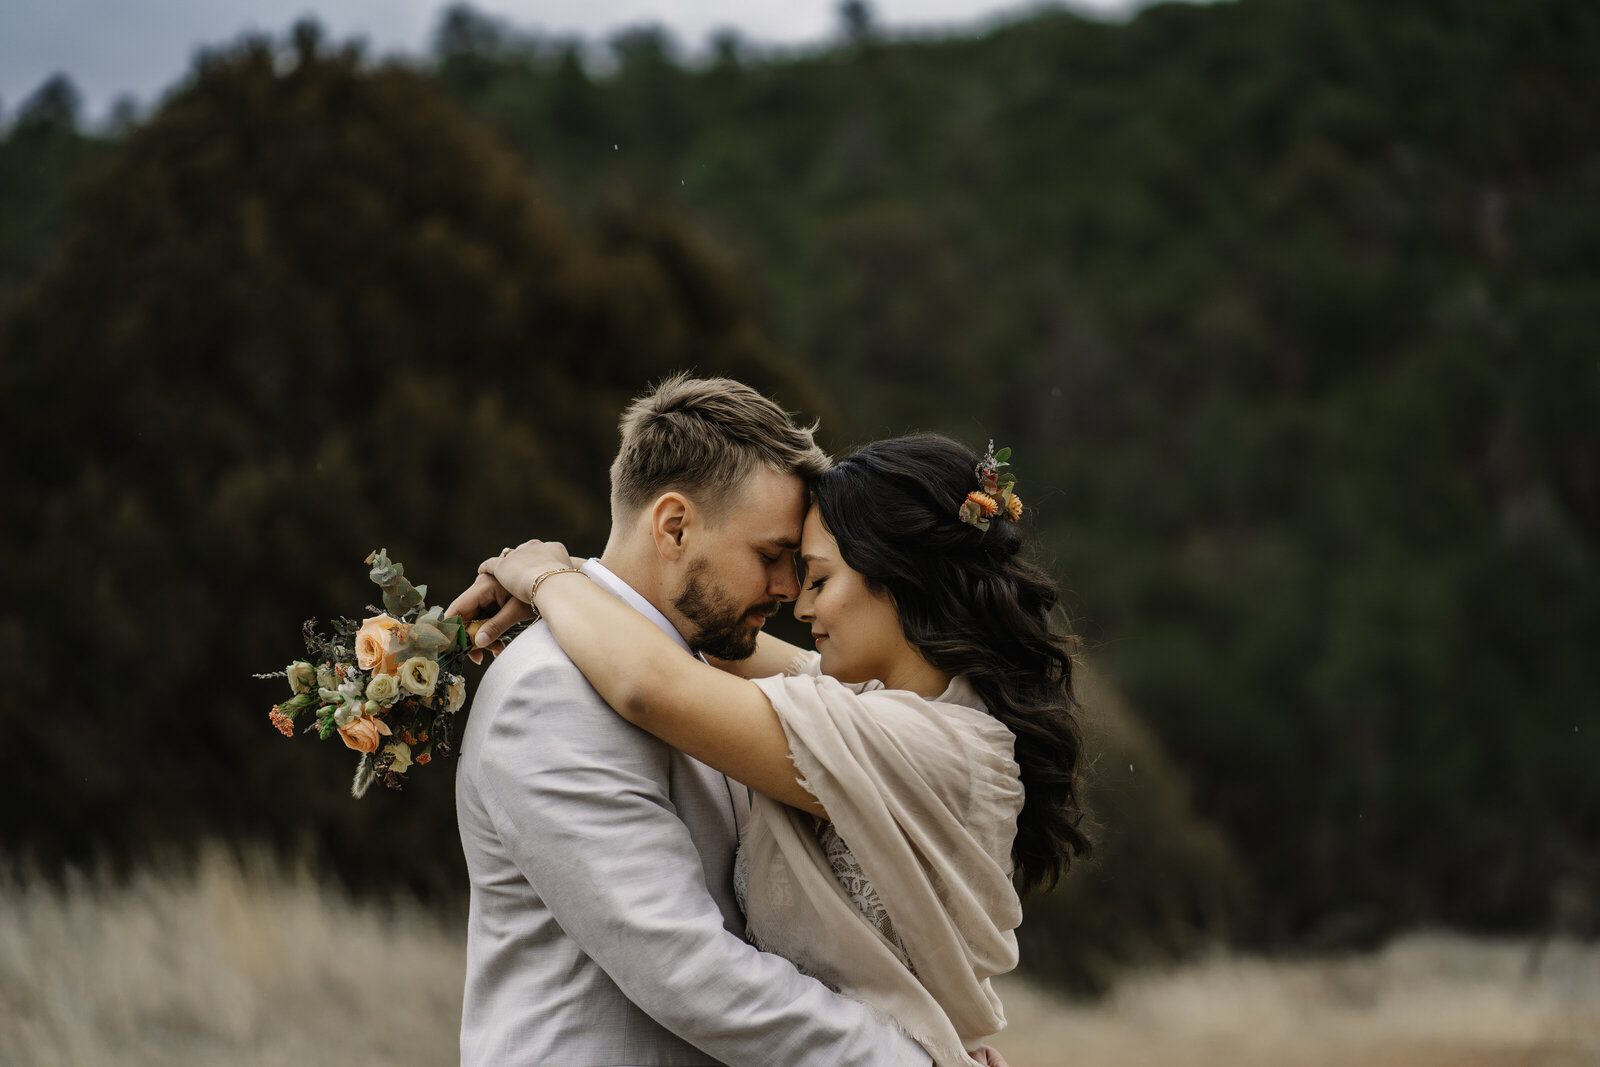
[812,434,1090,894]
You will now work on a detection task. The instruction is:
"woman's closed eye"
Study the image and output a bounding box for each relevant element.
[806,577,827,592]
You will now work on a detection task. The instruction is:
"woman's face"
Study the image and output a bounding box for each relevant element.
[793,506,910,687]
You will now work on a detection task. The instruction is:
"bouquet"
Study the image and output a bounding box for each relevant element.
[257,548,510,797]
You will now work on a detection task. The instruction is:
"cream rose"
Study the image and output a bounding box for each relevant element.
[398,656,440,697]
[355,615,404,676]
[442,675,466,714]
[382,741,414,774]
[366,672,400,705]
[317,664,339,691]
[287,661,317,695]
[337,713,391,754]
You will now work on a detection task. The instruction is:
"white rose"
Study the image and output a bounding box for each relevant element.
[287,661,317,695]
[383,741,413,774]
[398,656,440,698]
[317,665,339,691]
[366,672,400,705]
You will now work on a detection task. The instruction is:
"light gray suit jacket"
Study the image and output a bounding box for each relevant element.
[456,562,930,1066]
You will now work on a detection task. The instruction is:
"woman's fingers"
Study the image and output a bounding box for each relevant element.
[445,572,505,621]
[458,541,579,652]
[472,597,534,648]
[480,541,573,599]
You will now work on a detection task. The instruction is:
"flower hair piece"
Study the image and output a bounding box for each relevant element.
[958,440,1022,532]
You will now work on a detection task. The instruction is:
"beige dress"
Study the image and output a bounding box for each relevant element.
[736,653,1024,1067]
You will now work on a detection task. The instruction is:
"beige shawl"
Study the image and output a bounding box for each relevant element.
[746,655,1024,1067]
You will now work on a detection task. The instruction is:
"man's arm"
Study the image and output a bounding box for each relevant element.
[478,652,930,1066]
[704,630,809,679]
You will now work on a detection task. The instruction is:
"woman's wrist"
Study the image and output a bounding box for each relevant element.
[527,565,584,616]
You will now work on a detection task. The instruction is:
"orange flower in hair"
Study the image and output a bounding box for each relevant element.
[959,440,1020,532]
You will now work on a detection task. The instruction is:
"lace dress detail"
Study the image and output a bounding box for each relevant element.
[817,821,915,975]
[738,822,913,975]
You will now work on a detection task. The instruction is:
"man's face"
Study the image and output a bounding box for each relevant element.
[672,466,806,659]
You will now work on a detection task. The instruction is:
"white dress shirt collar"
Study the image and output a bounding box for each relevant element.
[580,558,695,656]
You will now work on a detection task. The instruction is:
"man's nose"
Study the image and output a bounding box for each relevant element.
[770,562,800,603]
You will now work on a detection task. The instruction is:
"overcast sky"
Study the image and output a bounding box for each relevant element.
[1,0,1163,124]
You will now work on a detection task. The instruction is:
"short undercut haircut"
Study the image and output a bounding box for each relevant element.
[609,373,831,520]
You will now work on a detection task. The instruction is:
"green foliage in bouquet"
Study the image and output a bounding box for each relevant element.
[257,550,520,797]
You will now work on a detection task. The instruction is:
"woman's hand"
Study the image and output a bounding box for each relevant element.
[443,541,584,657]
[477,539,581,612]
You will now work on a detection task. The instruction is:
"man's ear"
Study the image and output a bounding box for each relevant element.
[649,492,694,562]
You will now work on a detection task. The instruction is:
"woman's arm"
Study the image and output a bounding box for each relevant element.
[480,542,825,818]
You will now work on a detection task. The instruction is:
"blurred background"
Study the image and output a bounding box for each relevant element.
[1,0,1597,1063]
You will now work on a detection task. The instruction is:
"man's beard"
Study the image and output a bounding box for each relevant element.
[673,557,778,660]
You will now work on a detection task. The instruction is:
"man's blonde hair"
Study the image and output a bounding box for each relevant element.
[609,373,830,519]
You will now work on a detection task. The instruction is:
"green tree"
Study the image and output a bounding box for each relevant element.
[0,21,830,892]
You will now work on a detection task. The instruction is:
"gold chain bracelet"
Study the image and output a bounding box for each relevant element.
[527,565,583,620]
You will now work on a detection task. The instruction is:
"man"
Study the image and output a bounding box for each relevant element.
[446,374,930,1065]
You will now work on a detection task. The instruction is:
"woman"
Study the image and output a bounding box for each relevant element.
[482,435,1088,1067]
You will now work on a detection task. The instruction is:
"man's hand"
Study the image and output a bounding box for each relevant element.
[445,571,533,664]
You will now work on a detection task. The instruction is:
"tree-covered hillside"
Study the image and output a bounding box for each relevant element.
[429,0,1600,943]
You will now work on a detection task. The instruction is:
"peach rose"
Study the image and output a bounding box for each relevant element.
[355,615,404,676]
[337,713,392,753]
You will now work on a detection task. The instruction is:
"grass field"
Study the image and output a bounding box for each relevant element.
[3,847,1595,1066]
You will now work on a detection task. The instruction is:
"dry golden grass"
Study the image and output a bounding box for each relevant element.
[0,847,464,1067]
[2,847,1596,1066]
[990,936,1600,1067]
